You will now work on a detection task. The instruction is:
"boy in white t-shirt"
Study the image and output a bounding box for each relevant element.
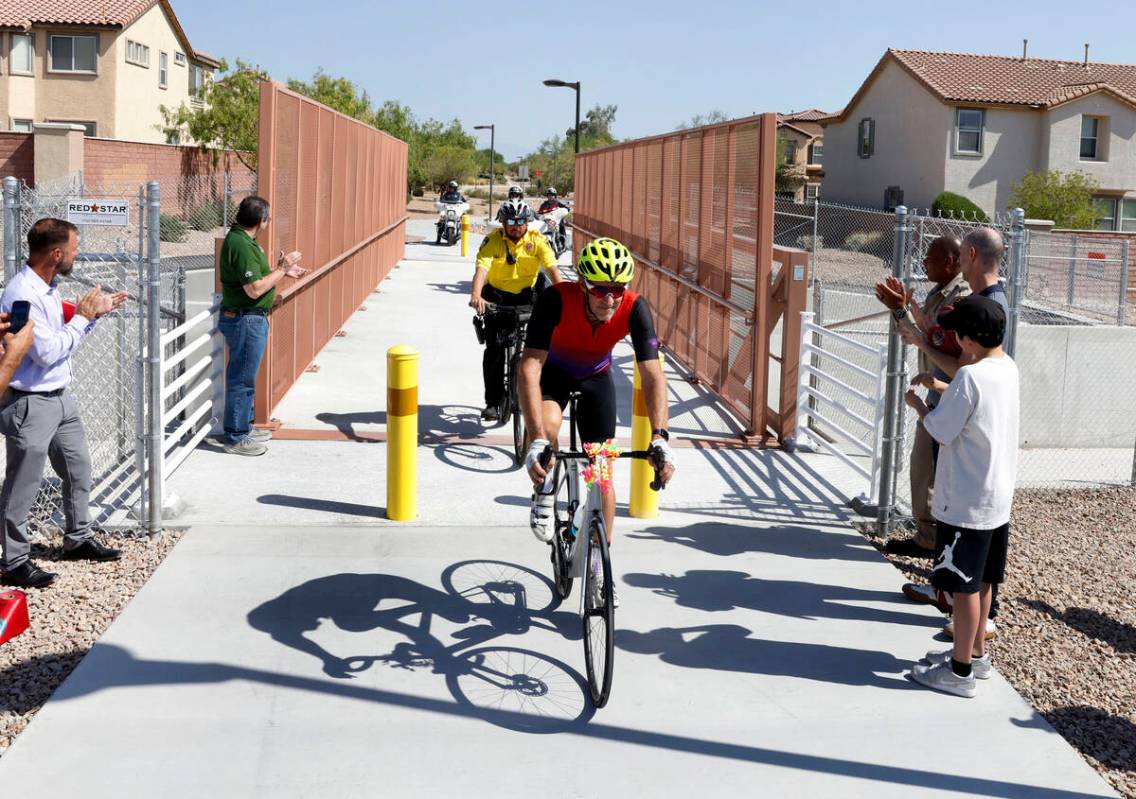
[902,294,1019,698]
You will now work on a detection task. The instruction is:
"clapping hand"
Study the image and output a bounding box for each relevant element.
[874,275,911,311]
[278,251,306,280]
[76,286,129,320]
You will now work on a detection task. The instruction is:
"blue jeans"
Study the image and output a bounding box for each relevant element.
[218,312,269,444]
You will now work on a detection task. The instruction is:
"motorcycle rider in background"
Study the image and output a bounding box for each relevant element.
[440,180,467,203]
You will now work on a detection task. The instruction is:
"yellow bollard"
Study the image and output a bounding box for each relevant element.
[629,353,665,518]
[460,214,470,257]
[387,345,418,521]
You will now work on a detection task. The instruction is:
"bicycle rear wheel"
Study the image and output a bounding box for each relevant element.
[549,461,573,600]
[582,519,614,707]
[512,403,527,466]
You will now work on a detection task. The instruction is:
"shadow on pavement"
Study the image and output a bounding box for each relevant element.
[427,280,472,294]
[1018,600,1136,655]
[622,569,936,628]
[626,521,878,561]
[256,494,386,518]
[616,623,915,691]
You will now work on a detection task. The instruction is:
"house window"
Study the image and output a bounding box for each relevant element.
[884,185,904,212]
[46,119,97,137]
[174,51,186,66]
[805,184,820,201]
[189,63,205,98]
[955,108,984,155]
[1121,199,1136,232]
[808,141,823,165]
[858,118,874,158]
[159,51,168,87]
[1093,197,1117,231]
[1080,116,1102,160]
[49,34,98,73]
[11,119,34,133]
[10,33,34,74]
[782,139,797,164]
[126,39,150,67]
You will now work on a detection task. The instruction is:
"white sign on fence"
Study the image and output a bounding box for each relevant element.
[66,199,130,226]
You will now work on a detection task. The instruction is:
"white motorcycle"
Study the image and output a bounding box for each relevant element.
[536,205,571,258]
[435,200,469,246]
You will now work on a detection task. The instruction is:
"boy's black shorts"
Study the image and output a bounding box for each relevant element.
[539,363,616,444]
[930,520,1009,594]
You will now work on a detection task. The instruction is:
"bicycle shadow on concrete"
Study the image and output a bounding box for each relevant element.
[244,560,592,733]
[316,404,484,443]
[615,623,915,691]
[621,569,938,629]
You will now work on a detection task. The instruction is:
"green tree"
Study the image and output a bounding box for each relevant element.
[1009,170,1100,229]
[160,58,267,170]
[422,145,477,189]
[676,110,728,130]
[287,69,372,120]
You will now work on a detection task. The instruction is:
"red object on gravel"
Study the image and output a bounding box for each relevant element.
[0,589,29,645]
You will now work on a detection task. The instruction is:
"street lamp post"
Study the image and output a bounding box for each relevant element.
[542,79,581,154]
[474,124,495,222]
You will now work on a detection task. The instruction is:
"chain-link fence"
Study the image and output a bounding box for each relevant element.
[1,170,251,535]
[779,199,1136,530]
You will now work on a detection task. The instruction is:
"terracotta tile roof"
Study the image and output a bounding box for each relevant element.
[781,109,831,122]
[823,49,1136,122]
[890,49,1136,106]
[0,0,157,29]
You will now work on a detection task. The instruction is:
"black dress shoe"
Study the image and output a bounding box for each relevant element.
[61,539,122,562]
[1,561,57,588]
[884,537,936,559]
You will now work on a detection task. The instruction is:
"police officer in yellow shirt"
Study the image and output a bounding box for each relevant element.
[470,199,562,421]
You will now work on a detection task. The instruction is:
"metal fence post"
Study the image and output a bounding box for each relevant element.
[1067,233,1078,307]
[222,170,230,231]
[146,181,163,534]
[135,186,148,531]
[810,198,819,285]
[876,205,909,537]
[3,177,21,281]
[868,342,889,503]
[1006,208,1025,358]
[1118,239,1130,327]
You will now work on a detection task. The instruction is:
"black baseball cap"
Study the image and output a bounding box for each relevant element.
[939,294,1006,348]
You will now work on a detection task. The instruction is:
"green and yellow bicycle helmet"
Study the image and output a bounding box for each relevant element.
[577,237,635,284]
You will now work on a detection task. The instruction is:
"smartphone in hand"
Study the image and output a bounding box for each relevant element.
[8,301,30,334]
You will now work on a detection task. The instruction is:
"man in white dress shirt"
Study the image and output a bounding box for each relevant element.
[0,218,128,589]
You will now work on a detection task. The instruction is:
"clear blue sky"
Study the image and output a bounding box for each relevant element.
[176,0,1136,161]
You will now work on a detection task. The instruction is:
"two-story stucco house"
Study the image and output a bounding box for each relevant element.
[820,49,1136,231]
[777,109,827,203]
[0,0,219,144]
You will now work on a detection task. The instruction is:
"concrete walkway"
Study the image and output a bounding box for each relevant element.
[0,220,1117,798]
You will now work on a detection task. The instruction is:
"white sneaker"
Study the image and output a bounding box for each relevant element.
[943,617,997,641]
[223,436,267,457]
[918,649,993,680]
[529,492,554,543]
[908,661,977,698]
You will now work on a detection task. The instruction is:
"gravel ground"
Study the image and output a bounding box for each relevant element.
[868,486,1136,798]
[0,531,181,758]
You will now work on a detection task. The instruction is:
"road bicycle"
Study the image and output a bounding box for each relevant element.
[539,392,664,707]
[480,302,531,465]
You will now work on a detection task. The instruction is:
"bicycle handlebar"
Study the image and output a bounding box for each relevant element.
[538,446,667,492]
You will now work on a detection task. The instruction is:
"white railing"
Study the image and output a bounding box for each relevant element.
[159,303,220,486]
[794,311,888,503]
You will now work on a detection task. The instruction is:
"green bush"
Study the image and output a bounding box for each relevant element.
[931,191,989,222]
[159,213,188,243]
[1009,170,1099,229]
[187,201,223,232]
[843,231,884,252]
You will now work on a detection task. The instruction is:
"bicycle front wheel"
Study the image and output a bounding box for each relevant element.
[512,403,527,466]
[549,461,573,600]
[582,519,614,707]
[499,345,515,425]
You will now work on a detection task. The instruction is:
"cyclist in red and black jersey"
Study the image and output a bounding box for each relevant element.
[519,237,675,548]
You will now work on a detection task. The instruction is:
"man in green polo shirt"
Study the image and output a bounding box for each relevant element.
[218,196,307,455]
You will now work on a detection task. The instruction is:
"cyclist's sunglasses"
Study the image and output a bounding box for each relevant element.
[583,280,627,299]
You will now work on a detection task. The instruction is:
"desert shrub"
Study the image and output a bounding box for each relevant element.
[931,191,989,222]
[159,213,188,243]
[843,231,884,252]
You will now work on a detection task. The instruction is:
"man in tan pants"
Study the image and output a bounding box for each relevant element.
[874,235,969,556]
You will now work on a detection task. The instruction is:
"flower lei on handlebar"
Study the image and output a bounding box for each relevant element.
[581,440,622,494]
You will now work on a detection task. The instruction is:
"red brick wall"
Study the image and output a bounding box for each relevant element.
[0,133,34,184]
[83,139,256,216]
